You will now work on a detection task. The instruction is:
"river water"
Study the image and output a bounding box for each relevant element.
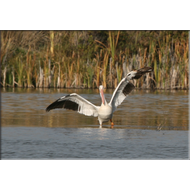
[1,88,189,159]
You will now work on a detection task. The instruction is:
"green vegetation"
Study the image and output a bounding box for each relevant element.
[1,31,188,89]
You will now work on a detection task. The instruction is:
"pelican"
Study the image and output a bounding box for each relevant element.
[46,66,153,128]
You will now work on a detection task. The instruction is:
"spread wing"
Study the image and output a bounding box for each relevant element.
[46,93,99,117]
[109,78,135,112]
[109,66,153,112]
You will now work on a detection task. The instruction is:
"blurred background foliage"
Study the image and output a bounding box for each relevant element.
[0,31,188,89]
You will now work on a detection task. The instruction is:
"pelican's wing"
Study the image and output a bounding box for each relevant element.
[109,66,153,112]
[46,93,99,117]
[109,78,135,112]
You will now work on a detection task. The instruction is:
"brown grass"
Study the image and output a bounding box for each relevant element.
[1,31,188,89]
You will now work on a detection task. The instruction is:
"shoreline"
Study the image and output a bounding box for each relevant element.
[1,86,189,90]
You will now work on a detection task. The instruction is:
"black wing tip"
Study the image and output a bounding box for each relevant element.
[46,107,50,112]
[45,94,79,112]
[45,98,61,112]
[137,66,153,73]
[46,104,54,112]
[132,67,153,80]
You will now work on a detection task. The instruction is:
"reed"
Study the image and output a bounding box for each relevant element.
[0,31,188,89]
[108,31,120,67]
[102,51,109,88]
[17,57,24,87]
[95,52,100,88]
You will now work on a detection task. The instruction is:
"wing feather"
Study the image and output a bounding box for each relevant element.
[109,78,135,112]
[109,66,153,112]
[46,93,99,117]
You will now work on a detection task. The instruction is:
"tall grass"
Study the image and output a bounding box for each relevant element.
[0,31,189,89]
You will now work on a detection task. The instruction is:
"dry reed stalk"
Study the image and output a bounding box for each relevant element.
[138,56,143,87]
[57,63,61,88]
[67,63,73,87]
[75,55,80,87]
[95,54,100,88]
[71,73,76,87]
[115,62,118,88]
[102,52,109,88]
[185,60,189,87]
[16,57,24,87]
[32,53,37,87]
[116,62,122,85]
[34,66,38,88]
[53,64,57,88]
[83,73,87,88]
[87,74,90,88]
[114,78,117,89]
[79,73,82,87]
[143,48,147,65]
[122,57,127,77]
[1,37,12,87]
[154,59,158,88]
[109,58,113,88]
[44,47,49,88]
[48,59,52,88]
[86,60,94,88]
[12,66,15,88]
[3,66,7,87]
[1,36,11,65]
[119,64,123,82]
[39,63,44,88]
[50,31,54,60]
[26,48,33,87]
[108,31,120,67]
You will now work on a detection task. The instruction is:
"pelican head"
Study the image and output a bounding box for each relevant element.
[99,85,104,91]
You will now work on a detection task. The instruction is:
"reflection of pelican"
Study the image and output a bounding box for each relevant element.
[46,67,153,128]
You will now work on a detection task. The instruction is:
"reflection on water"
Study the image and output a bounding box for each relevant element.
[1,88,189,159]
[1,88,188,130]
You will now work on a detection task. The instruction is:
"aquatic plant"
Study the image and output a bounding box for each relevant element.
[0,31,188,89]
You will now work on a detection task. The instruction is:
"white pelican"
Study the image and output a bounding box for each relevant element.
[46,66,153,128]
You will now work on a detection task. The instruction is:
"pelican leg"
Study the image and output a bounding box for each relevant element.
[99,120,102,128]
[110,119,114,128]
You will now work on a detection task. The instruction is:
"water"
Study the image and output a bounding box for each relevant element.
[1,88,189,159]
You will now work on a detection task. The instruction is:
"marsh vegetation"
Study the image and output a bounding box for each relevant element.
[1,31,188,89]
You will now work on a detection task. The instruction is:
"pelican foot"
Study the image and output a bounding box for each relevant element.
[110,121,114,129]
[110,119,114,126]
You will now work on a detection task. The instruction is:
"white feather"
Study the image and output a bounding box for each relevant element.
[60,93,99,117]
[109,77,135,112]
